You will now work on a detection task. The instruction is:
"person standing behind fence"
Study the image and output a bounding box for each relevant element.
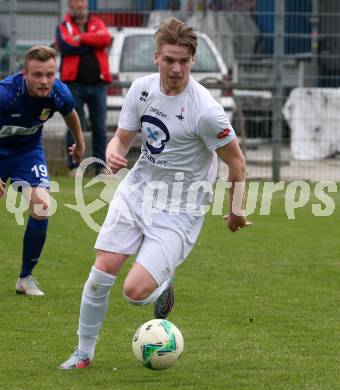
[55,0,112,176]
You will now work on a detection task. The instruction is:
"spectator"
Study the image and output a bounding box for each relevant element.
[55,0,112,176]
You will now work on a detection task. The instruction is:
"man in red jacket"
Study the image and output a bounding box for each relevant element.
[56,0,112,176]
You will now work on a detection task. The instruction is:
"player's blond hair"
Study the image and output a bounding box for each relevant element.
[155,17,197,56]
[24,45,57,68]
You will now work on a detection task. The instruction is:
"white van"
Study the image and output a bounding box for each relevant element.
[44,27,235,135]
[106,27,235,130]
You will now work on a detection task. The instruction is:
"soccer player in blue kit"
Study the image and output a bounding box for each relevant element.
[0,45,85,296]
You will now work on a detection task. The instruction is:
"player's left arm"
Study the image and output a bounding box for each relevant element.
[62,109,85,164]
[216,139,252,232]
[0,178,5,198]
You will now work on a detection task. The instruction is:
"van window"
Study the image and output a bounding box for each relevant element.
[192,37,220,73]
[120,35,157,72]
[120,34,221,73]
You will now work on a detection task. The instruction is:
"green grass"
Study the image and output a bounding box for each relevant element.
[1,178,340,390]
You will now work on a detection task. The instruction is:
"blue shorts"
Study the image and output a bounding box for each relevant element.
[0,147,50,189]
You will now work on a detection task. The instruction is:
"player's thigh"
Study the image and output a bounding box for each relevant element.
[6,149,50,218]
[136,213,202,286]
[9,148,50,189]
[135,213,204,287]
[124,262,158,299]
[95,191,143,255]
[94,250,130,276]
[135,228,186,287]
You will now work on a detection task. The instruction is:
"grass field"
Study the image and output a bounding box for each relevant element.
[0,177,340,390]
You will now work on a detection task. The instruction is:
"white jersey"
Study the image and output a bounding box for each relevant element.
[118,73,236,213]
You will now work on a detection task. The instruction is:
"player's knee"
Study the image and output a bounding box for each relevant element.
[123,282,153,304]
[30,204,49,219]
[28,188,51,219]
[29,199,51,219]
[95,251,127,276]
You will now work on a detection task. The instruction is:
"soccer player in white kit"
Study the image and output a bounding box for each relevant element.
[60,17,251,369]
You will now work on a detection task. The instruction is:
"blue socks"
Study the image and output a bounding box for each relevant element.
[20,217,48,278]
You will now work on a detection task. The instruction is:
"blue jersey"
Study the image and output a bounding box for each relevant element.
[0,72,74,158]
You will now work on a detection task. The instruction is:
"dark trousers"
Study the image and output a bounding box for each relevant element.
[66,83,108,173]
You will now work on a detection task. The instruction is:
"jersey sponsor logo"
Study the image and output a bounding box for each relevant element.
[141,145,169,167]
[150,106,168,119]
[139,90,149,102]
[39,108,50,121]
[0,124,41,138]
[176,107,184,121]
[141,115,170,155]
[11,113,21,118]
[217,128,232,139]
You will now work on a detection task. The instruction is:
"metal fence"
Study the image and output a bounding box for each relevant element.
[1,0,340,181]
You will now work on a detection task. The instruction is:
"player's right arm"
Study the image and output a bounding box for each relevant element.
[106,128,139,173]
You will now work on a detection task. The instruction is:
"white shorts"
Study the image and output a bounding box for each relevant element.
[95,189,204,286]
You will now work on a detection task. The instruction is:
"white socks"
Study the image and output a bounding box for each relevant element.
[77,267,170,358]
[78,266,116,359]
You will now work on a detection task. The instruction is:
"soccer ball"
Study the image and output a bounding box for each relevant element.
[132,319,184,370]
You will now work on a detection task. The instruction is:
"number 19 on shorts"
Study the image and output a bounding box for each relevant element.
[31,164,48,178]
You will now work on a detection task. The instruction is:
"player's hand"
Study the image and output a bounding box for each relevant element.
[69,141,85,164]
[0,179,5,198]
[107,152,128,174]
[223,213,252,232]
